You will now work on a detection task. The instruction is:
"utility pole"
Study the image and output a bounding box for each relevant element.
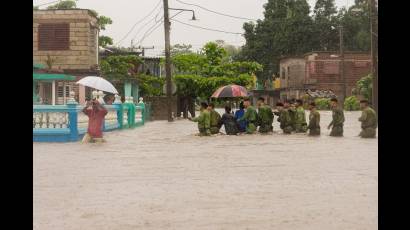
[370,0,378,114]
[163,0,173,122]
[339,25,346,104]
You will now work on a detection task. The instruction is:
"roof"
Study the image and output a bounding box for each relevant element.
[33,73,76,81]
[33,9,98,19]
[303,51,371,57]
[33,63,45,69]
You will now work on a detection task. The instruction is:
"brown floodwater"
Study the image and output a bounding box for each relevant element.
[33,111,377,230]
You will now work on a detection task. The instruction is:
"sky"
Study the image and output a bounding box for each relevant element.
[33,0,354,56]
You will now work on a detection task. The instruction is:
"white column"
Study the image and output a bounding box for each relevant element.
[52,80,56,106]
[63,82,66,105]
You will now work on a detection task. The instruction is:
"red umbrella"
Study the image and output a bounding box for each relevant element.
[211,85,249,98]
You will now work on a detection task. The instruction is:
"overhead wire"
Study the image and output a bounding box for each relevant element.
[175,0,257,21]
[170,18,243,35]
[115,0,162,46]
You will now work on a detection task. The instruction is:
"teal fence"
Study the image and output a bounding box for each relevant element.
[33,100,149,142]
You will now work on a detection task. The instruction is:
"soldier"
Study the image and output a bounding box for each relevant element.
[328,98,345,137]
[208,102,221,134]
[307,102,320,136]
[237,98,258,134]
[294,99,308,133]
[358,99,377,138]
[288,101,297,131]
[257,97,274,133]
[189,102,211,136]
[275,102,293,134]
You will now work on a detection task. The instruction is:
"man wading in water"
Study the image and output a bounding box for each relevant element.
[82,99,108,143]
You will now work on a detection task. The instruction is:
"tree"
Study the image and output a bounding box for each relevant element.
[312,0,339,51]
[339,0,371,52]
[47,0,77,9]
[170,44,193,56]
[99,36,113,48]
[239,0,314,83]
[100,55,143,80]
[33,5,39,10]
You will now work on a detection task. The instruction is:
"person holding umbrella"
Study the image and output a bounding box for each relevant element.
[82,99,108,143]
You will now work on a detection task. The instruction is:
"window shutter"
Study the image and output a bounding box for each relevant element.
[38,24,70,50]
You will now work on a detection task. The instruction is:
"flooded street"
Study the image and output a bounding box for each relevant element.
[33,111,377,230]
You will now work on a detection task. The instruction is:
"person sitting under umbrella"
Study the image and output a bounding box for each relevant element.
[82,99,108,143]
[218,105,239,135]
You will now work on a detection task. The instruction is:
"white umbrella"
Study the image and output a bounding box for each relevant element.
[76,76,118,94]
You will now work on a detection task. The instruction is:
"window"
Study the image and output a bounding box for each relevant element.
[287,66,291,80]
[38,24,70,50]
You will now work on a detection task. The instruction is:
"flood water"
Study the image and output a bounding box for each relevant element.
[33,111,377,230]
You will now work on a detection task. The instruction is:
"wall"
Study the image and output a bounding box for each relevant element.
[279,58,305,89]
[33,9,98,70]
[304,52,371,99]
[144,96,178,120]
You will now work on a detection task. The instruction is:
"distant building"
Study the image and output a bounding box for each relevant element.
[276,51,371,102]
[33,9,99,105]
[304,51,371,99]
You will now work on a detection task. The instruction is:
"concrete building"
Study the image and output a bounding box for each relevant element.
[278,57,306,101]
[33,9,99,105]
[304,51,371,100]
[275,51,371,101]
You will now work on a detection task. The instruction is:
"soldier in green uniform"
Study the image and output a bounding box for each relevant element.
[208,102,221,134]
[307,102,320,136]
[237,98,258,134]
[284,101,296,132]
[275,102,293,134]
[328,98,345,137]
[358,99,377,138]
[189,102,211,136]
[294,99,308,133]
[257,97,274,133]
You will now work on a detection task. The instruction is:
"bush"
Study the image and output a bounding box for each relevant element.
[344,96,360,111]
[314,98,331,110]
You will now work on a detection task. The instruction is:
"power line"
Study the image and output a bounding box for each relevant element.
[130,6,164,45]
[175,0,257,21]
[171,19,243,35]
[115,0,162,46]
[135,11,184,46]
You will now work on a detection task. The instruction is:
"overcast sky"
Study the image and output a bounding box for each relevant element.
[33,0,353,56]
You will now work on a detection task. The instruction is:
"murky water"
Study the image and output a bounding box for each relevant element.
[33,111,377,230]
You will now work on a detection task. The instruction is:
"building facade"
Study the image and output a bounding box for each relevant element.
[278,57,306,101]
[304,51,371,100]
[33,9,99,105]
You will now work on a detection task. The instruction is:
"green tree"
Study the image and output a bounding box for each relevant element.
[239,0,314,83]
[170,44,193,56]
[99,35,113,48]
[313,0,339,51]
[33,5,39,10]
[47,0,77,9]
[355,74,372,101]
[100,55,143,80]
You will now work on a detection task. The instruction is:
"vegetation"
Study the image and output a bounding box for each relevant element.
[100,55,143,80]
[355,74,372,101]
[344,96,360,111]
[314,98,331,110]
[238,0,373,85]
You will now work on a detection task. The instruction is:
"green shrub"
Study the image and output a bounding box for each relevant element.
[344,96,360,111]
[314,98,331,110]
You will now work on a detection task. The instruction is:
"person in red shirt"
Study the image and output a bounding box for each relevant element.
[82,99,108,143]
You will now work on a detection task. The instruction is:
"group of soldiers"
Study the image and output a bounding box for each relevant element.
[189,97,378,138]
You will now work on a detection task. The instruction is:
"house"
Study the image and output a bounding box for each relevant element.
[304,51,371,99]
[276,51,371,101]
[33,9,99,105]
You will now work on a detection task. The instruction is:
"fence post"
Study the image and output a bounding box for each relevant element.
[67,91,79,141]
[113,95,123,129]
[138,97,146,125]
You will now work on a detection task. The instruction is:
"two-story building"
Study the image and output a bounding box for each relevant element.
[33,9,99,105]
